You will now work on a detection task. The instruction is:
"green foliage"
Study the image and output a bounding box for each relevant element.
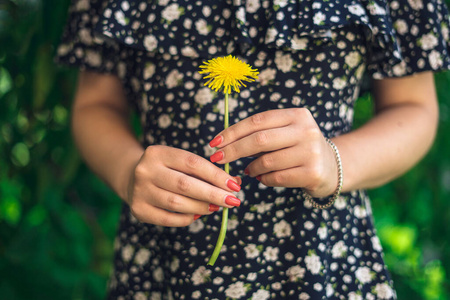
[1,0,450,299]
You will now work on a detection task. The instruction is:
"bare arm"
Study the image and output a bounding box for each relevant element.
[71,71,242,226]
[333,71,439,191]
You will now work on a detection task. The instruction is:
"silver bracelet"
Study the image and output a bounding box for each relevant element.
[302,138,343,209]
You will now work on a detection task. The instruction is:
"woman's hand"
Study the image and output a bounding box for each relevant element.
[127,145,242,227]
[208,108,338,198]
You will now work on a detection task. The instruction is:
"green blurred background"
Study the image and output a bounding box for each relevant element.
[1,0,450,299]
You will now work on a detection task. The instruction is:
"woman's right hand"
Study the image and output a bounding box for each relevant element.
[127,145,242,227]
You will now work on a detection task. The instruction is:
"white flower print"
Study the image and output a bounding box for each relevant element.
[134,292,147,300]
[114,10,127,25]
[181,46,199,58]
[251,289,270,300]
[419,33,438,50]
[263,246,279,261]
[313,12,326,25]
[165,69,183,88]
[394,20,408,35]
[348,292,363,300]
[143,35,158,52]
[170,257,179,273]
[326,283,334,297]
[354,205,367,218]
[299,292,310,299]
[236,7,246,24]
[157,114,171,129]
[274,51,294,72]
[331,240,348,258]
[225,281,247,299]
[85,50,101,67]
[313,283,323,291]
[265,27,278,43]
[247,272,257,281]
[253,201,273,213]
[246,0,260,13]
[332,77,347,90]
[317,225,328,240]
[367,2,386,15]
[186,117,201,129]
[195,19,210,35]
[192,266,212,285]
[150,291,161,300]
[355,266,373,284]
[75,0,89,10]
[188,218,204,233]
[213,277,224,285]
[134,248,150,265]
[304,221,314,230]
[158,0,170,5]
[153,266,164,283]
[162,4,183,22]
[408,0,424,10]
[274,0,288,8]
[244,244,260,259]
[273,219,292,238]
[143,63,156,80]
[374,283,395,299]
[345,51,361,68]
[371,235,383,252]
[286,265,306,281]
[121,244,134,262]
[348,4,366,16]
[194,87,214,106]
[258,68,277,85]
[289,36,307,50]
[191,291,201,299]
[228,218,239,230]
[429,50,443,69]
[305,253,322,274]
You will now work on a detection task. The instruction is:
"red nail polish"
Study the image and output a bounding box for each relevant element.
[210,151,224,163]
[194,214,202,220]
[225,195,241,207]
[209,136,223,148]
[244,168,249,175]
[233,176,242,186]
[256,175,261,181]
[209,204,220,212]
[227,179,241,192]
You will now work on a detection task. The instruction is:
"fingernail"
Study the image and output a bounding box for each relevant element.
[227,179,241,192]
[225,195,241,207]
[209,136,223,148]
[209,204,220,212]
[256,175,261,181]
[244,168,249,175]
[233,176,242,186]
[194,214,202,220]
[210,151,224,163]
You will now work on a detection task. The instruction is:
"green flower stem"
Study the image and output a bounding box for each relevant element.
[207,93,230,266]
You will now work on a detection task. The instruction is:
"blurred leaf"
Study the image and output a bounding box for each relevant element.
[10,142,30,167]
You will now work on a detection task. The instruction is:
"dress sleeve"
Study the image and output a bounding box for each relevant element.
[55,0,127,79]
[367,0,450,79]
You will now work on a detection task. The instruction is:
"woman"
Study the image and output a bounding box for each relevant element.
[57,0,450,298]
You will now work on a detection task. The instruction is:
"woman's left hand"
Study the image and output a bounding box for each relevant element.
[208,108,338,198]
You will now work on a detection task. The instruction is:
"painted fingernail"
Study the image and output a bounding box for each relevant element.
[233,176,242,186]
[209,136,223,148]
[209,204,220,212]
[227,179,241,192]
[256,175,261,181]
[244,168,249,175]
[194,214,202,220]
[210,151,224,163]
[225,195,241,207]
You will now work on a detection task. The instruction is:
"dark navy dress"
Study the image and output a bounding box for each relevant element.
[57,0,450,299]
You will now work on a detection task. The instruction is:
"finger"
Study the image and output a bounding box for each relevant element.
[246,145,311,176]
[149,146,241,193]
[210,126,298,164]
[152,168,242,208]
[209,109,297,148]
[130,201,197,227]
[145,184,225,214]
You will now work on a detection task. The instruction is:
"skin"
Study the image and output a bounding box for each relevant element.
[71,70,438,227]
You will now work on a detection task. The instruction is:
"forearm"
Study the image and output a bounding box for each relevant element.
[333,77,438,192]
[71,72,144,202]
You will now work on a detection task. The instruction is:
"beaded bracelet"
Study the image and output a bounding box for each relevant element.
[302,138,343,209]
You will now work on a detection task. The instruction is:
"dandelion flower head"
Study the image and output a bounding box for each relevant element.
[199,55,259,94]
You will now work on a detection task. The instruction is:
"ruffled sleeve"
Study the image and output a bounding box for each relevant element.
[55,0,128,79]
[366,0,450,78]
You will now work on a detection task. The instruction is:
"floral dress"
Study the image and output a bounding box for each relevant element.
[57,0,450,299]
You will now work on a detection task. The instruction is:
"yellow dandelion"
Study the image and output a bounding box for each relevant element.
[199,55,259,94]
